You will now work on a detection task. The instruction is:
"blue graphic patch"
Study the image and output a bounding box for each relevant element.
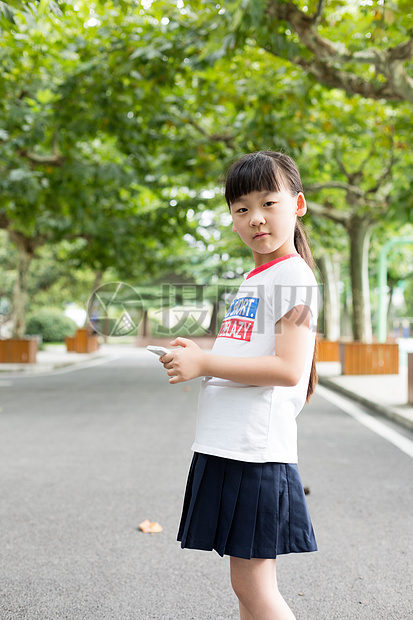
[224,297,259,320]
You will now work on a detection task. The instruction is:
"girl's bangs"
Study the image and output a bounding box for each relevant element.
[225,154,285,206]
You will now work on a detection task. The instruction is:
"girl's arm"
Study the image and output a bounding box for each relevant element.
[161,305,312,387]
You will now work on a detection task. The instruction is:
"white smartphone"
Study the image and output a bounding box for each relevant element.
[146,345,170,357]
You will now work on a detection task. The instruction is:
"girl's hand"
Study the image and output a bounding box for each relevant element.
[160,337,206,384]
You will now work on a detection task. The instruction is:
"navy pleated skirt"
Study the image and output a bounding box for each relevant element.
[177,452,317,560]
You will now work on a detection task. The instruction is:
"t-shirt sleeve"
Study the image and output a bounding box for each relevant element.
[270,262,319,332]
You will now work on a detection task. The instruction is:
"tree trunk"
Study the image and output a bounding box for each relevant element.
[92,269,104,293]
[348,218,373,342]
[11,240,33,338]
[317,254,340,340]
[141,308,149,337]
[341,279,353,338]
[88,269,105,336]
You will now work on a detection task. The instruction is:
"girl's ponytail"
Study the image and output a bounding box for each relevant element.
[294,220,318,403]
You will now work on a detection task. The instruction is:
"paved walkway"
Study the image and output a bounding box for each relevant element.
[317,363,413,431]
[1,340,412,431]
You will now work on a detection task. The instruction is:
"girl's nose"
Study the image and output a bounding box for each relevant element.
[250,212,266,226]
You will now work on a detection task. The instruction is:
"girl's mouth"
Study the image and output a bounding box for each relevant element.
[254,233,269,239]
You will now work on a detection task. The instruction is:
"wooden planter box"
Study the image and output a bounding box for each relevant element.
[65,328,99,353]
[66,336,76,352]
[316,339,340,362]
[339,342,399,375]
[0,338,38,363]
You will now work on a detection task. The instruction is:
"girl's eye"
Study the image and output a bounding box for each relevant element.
[236,207,247,213]
[263,201,276,207]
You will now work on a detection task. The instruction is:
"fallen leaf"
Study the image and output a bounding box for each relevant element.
[138,518,163,534]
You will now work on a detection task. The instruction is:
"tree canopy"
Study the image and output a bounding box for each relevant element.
[1,0,413,341]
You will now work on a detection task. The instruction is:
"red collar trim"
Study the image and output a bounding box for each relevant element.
[246,253,301,279]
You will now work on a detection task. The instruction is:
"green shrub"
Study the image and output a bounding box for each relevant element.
[26,308,78,342]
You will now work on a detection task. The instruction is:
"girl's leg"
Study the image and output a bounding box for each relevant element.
[239,600,254,620]
[230,556,297,620]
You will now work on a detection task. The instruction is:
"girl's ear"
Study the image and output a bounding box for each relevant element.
[296,192,307,217]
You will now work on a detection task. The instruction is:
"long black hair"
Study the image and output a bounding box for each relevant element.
[224,151,318,402]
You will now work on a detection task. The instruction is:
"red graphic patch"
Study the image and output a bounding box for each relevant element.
[217,318,254,342]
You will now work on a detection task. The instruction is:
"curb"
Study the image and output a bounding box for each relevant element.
[318,375,413,432]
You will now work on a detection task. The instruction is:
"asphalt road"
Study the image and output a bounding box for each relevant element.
[0,349,412,620]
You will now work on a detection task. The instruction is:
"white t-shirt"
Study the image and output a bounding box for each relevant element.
[191,253,319,463]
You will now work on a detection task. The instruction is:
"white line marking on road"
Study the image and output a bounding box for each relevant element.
[316,384,413,459]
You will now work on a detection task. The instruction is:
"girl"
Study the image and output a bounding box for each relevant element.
[160,151,319,620]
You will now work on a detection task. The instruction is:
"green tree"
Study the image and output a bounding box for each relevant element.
[171,2,413,341]
[0,1,196,336]
[186,0,413,103]
[3,0,412,346]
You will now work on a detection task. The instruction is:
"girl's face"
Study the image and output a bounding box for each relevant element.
[230,188,307,268]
